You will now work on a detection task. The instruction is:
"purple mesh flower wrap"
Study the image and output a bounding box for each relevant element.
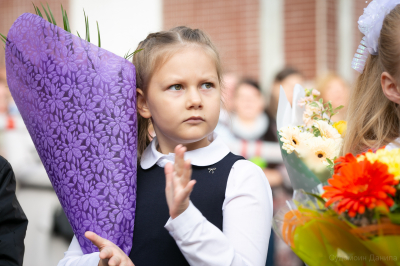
[5,13,137,255]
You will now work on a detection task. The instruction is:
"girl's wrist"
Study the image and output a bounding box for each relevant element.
[170,201,190,219]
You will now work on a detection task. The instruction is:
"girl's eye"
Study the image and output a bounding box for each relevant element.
[169,84,183,91]
[201,83,213,90]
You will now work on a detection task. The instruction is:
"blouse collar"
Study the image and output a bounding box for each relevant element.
[140,132,231,169]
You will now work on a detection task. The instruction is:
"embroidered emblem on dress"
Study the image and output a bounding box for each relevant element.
[208,168,216,174]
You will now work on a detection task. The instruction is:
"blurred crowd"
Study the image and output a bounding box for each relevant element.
[212,67,351,266]
[0,65,351,266]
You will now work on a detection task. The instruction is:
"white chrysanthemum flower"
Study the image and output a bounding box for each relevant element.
[279,126,313,154]
[314,120,342,140]
[299,137,342,173]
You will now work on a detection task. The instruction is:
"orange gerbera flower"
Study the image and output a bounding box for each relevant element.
[322,153,398,217]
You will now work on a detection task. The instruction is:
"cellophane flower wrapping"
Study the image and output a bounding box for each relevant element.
[5,13,137,254]
[276,84,344,192]
[273,148,400,266]
[272,190,387,266]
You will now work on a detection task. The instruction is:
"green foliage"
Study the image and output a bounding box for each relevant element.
[124,49,143,60]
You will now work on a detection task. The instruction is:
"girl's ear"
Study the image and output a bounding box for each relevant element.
[137,88,152,118]
[381,72,400,104]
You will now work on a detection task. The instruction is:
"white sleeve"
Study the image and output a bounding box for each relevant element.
[164,160,273,266]
[57,236,100,266]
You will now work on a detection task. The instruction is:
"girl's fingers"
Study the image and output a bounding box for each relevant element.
[108,255,121,266]
[164,163,174,193]
[183,159,192,183]
[174,145,185,176]
[99,247,113,259]
[182,180,196,198]
[85,231,109,250]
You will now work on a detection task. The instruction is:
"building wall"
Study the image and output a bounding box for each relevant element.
[163,0,260,80]
[284,0,317,80]
[0,0,69,68]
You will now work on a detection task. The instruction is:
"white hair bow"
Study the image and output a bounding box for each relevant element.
[352,0,400,73]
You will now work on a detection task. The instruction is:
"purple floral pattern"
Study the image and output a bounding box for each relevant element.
[5,13,137,255]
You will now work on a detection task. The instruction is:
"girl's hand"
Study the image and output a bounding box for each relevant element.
[85,231,135,266]
[165,145,196,219]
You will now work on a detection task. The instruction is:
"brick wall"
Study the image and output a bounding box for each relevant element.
[163,0,260,80]
[0,0,69,68]
[284,0,317,80]
[327,0,337,72]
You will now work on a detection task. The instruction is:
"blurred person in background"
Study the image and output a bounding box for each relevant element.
[268,67,305,119]
[0,68,71,266]
[0,70,28,266]
[214,73,239,141]
[228,78,302,266]
[315,72,350,122]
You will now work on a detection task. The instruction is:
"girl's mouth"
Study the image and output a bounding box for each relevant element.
[184,116,205,123]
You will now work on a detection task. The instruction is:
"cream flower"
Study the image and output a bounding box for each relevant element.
[303,102,323,126]
[279,126,312,154]
[312,89,321,97]
[314,120,342,140]
[298,137,342,173]
[298,96,313,107]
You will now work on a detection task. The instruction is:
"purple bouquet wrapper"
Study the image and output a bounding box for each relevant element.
[5,13,137,254]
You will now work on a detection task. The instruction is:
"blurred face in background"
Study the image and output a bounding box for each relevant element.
[221,73,238,112]
[272,73,304,106]
[234,83,265,123]
[323,78,349,109]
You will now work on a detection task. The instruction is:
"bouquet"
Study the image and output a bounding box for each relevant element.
[274,110,400,265]
[276,84,345,192]
[3,5,138,254]
[273,87,400,266]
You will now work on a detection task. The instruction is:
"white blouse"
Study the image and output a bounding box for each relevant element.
[57,132,273,266]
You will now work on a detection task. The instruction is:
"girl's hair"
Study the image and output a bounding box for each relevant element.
[133,26,222,159]
[343,5,400,155]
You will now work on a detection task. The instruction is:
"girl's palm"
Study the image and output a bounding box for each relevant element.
[165,145,196,219]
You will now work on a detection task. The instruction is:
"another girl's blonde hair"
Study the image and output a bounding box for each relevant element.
[343,5,400,154]
[132,26,223,159]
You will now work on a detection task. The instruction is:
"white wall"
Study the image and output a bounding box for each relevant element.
[259,0,284,97]
[69,0,162,58]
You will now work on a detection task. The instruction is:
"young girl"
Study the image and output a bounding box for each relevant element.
[343,1,400,155]
[58,26,272,266]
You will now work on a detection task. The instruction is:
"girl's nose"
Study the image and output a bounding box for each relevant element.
[186,87,203,109]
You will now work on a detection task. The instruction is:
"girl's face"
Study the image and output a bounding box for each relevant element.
[138,47,221,152]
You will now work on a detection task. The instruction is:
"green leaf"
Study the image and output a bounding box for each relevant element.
[0,33,7,43]
[334,105,344,111]
[124,48,144,60]
[97,21,101,47]
[309,102,319,108]
[36,6,43,18]
[84,10,90,42]
[326,158,334,166]
[123,49,131,59]
[313,128,321,137]
[65,9,71,33]
[133,48,143,55]
[47,3,57,25]
[61,5,67,31]
[41,3,52,23]
[32,3,39,15]
[76,31,81,38]
[319,98,323,104]
[304,192,327,206]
